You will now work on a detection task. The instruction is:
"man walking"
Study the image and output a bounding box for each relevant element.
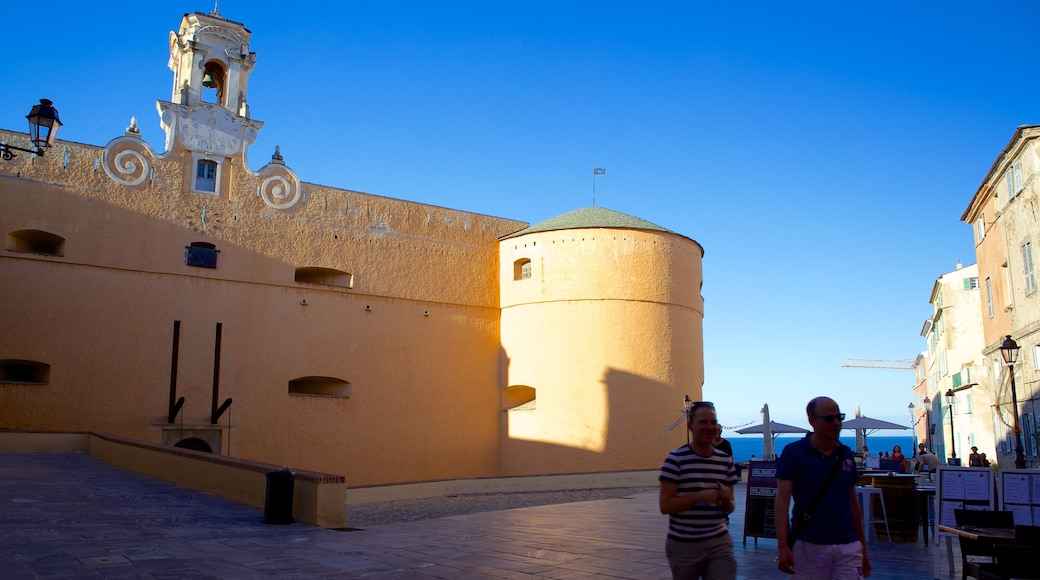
[775,396,870,579]
[659,401,738,579]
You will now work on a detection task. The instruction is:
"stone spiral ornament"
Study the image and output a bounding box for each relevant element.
[261,173,301,209]
[102,139,153,187]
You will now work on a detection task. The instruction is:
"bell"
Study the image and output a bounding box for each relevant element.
[202,73,218,88]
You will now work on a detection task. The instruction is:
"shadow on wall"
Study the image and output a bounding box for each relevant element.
[500,367,693,476]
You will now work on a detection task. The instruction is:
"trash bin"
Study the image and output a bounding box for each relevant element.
[262,468,295,525]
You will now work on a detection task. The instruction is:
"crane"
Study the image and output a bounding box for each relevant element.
[841,359,915,371]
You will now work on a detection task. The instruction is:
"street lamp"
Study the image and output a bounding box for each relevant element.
[923,395,932,452]
[999,335,1027,469]
[0,99,63,160]
[945,389,957,462]
[683,395,692,445]
[909,402,918,457]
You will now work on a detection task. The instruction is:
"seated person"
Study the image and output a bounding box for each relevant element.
[916,449,941,472]
[890,445,906,473]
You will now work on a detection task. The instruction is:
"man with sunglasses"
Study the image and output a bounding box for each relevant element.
[774,397,870,579]
[659,401,738,579]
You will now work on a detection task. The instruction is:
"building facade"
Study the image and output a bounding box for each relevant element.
[0,10,705,487]
[962,125,1040,467]
[919,263,992,463]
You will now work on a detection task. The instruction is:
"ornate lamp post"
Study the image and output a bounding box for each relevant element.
[945,389,957,463]
[999,335,1027,469]
[1,99,63,160]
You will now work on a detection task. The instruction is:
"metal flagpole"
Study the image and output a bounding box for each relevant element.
[593,168,605,206]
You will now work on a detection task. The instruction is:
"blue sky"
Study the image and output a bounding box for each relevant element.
[4,1,1033,431]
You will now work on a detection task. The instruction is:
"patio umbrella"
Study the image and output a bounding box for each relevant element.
[735,405,809,460]
[841,415,909,453]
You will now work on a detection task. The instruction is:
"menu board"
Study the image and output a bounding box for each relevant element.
[936,467,993,529]
[998,469,1040,525]
[742,460,778,545]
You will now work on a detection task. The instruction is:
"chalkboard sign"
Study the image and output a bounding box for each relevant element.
[742,460,778,545]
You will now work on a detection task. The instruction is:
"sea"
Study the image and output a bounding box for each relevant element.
[725,435,915,463]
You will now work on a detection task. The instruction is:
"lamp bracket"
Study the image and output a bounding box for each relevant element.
[0,143,44,160]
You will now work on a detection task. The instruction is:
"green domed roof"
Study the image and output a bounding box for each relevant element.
[500,207,676,240]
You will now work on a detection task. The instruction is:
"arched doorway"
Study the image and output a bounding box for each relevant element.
[174,438,213,453]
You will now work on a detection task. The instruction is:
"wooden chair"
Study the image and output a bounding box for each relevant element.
[977,544,1040,580]
[953,509,1014,580]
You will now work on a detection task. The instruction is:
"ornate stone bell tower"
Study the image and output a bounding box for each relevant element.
[158,9,265,196]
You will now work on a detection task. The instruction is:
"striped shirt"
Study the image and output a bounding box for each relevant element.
[659,444,738,542]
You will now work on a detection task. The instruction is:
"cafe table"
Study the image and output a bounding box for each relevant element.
[935,524,1016,578]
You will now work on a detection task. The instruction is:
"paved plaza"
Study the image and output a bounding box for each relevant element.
[1,453,957,578]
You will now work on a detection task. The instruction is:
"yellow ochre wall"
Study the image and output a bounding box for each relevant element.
[500,227,705,474]
[0,134,527,487]
[0,10,706,490]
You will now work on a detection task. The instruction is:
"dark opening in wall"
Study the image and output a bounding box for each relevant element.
[503,385,536,410]
[0,360,50,384]
[289,376,351,397]
[7,229,65,256]
[294,267,352,288]
[185,242,218,268]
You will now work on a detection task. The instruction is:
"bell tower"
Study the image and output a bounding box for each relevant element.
[167,10,255,115]
[157,9,264,194]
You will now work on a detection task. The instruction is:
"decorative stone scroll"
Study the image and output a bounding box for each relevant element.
[102,137,156,187]
[258,164,302,210]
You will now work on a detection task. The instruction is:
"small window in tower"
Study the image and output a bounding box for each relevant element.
[514,258,532,281]
[185,241,218,268]
[196,160,217,193]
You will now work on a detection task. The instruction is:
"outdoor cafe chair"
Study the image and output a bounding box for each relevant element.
[977,544,1040,580]
[953,509,1015,580]
[1014,524,1040,546]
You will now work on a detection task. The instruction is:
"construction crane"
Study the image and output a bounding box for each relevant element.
[841,359,915,371]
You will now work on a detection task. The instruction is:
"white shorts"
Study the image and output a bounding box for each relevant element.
[792,540,863,580]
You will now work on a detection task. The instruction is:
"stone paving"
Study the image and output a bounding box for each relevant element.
[1,453,958,578]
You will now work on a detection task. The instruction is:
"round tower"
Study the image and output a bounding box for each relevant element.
[499,207,705,475]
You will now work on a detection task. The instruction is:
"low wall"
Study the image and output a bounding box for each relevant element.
[0,431,346,528]
[346,469,659,505]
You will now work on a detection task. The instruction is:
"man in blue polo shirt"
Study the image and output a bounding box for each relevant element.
[774,396,870,579]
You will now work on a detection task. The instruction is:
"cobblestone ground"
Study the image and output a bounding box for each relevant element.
[347,486,660,527]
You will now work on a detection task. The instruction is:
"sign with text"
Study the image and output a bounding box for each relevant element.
[743,460,779,544]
